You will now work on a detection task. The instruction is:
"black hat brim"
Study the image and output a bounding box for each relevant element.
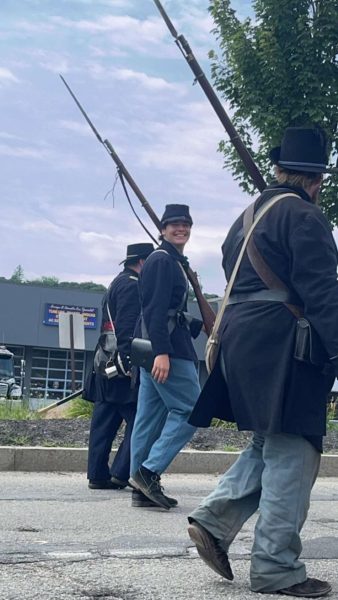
[161,216,193,226]
[269,145,330,173]
[119,253,152,265]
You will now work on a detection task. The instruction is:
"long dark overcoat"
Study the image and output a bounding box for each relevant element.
[190,184,338,450]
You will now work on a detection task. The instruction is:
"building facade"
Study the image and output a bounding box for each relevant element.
[0,281,212,408]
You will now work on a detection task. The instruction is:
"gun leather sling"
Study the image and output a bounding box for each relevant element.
[205,192,301,373]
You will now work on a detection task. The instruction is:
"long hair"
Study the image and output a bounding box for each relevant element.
[274,166,322,189]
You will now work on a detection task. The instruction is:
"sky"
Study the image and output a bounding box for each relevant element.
[1,0,254,296]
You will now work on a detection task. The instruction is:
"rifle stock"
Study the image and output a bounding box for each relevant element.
[153,0,266,193]
[60,76,216,336]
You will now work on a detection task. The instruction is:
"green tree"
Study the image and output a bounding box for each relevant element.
[10,265,25,283]
[40,275,60,287]
[209,0,338,225]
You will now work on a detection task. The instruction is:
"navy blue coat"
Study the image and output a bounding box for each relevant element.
[138,240,201,361]
[190,184,338,450]
[95,267,140,404]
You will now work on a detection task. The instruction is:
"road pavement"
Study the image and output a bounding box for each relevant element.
[0,473,337,600]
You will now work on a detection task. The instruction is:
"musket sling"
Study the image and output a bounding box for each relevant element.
[205,192,300,373]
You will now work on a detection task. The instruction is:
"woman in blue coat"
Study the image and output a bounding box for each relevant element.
[130,204,202,510]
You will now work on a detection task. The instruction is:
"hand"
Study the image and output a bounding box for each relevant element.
[151,354,170,384]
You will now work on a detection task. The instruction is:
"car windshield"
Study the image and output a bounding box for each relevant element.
[0,357,14,378]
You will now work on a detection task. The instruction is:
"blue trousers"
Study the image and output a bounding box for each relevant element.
[189,432,320,593]
[87,401,136,482]
[130,358,200,476]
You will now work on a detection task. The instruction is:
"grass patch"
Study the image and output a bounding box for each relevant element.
[0,402,40,421]
[211,418,237,430]
[6,435,32,446]
[65,398,93,419]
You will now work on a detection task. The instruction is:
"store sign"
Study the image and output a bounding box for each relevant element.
[43,303,98,329]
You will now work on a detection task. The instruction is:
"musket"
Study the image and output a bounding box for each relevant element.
[37,387,84,415]
[60,75,216,336]
[153,0,266,193]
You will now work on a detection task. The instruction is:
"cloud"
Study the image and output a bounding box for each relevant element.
[38,54,71,74]
[14,20,56,34]
[139,100,227,173]
[0,143,50,159]
[58,0,132,6]
[0,67,19,84]
[50,13,164,41]
[189,225,227,259]
[0,131,24,141]
[59,120,95,137]
[79,230,126,262]
[22,219,66,237]
[111,68,181,92]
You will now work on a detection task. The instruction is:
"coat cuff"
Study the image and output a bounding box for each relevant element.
[151,340,174,357]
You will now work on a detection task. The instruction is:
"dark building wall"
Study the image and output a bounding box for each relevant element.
[0,282,103,350]
[0,281,217,357]
[0,281,219,405]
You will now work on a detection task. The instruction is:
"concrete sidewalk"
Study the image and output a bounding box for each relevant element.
[0,445,337,476]
[0,472,337,600]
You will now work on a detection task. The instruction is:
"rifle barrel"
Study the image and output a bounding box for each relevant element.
[153,1,266,192]
[37,388,84,415]
[153,0,178,38]
[60,77,216,334]
[60,75,104,144]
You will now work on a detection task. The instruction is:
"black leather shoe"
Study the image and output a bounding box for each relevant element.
[110,476,129,489]
[278,578,332,598]
[129,467,172,510]
[88,479,126,490]
[188,520,233,581]
[131,489,178,508]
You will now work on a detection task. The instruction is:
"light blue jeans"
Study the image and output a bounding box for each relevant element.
[189,432,320,592]
[130,358,200,476]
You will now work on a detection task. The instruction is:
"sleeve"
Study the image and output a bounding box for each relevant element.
[112,277,140,359]
[141,254,175,357]
[289,208,338,366]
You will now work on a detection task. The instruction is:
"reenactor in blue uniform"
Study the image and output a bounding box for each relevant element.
[87,243,154,490]
[129,204,203,509]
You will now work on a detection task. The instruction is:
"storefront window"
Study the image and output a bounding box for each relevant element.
[30,347,84,405]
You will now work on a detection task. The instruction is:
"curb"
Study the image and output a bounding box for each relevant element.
[0,447,337,476]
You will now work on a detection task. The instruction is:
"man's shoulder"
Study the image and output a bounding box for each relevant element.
[110,271,138,291]
[263,189,322,219]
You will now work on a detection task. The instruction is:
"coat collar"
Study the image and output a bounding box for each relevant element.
[159,240,190,270]
[123,266,139,278]
[268,182,312,204]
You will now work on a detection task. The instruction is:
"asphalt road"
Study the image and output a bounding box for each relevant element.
[0,473,337,600]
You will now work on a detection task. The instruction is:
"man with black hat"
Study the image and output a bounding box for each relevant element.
[87,242,154,490]
[129,204,203,510]
[187,127,337,597]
